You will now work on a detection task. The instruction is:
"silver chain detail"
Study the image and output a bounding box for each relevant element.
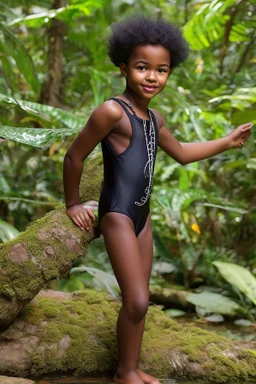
[134,110,155,207]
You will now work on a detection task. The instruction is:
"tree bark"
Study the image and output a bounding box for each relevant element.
[39,0,67,107]
[0,157,102,330]
[149,285,193,310]
[0,289,256,383]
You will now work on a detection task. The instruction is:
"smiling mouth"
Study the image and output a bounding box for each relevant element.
[142,85,157,91]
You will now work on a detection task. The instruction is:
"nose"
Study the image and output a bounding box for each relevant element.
[146,70,157,82]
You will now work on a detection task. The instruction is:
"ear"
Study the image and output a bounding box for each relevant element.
[119,63,128,77]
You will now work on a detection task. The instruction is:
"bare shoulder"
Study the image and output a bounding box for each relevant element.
[150,108,165,130]
[90,99,123,125]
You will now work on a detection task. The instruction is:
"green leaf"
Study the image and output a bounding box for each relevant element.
[187,291,241,315]
[164,309,186,318]
[0,125,80,147]
[153,230,173,261]
[183,0,235,50]
[0,23,39,93]
[213,261,256,305]
[0,219,19,242]
[204,314,225,322]
[70,266,119,297]
[8,0,105,27]
[178,168,189,190]
[203,203,248,214]
[158,189,207,215]
[0,93,86,129]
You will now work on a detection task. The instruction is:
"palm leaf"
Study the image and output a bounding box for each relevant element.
[183,0,237,50]
[0,125,80,147]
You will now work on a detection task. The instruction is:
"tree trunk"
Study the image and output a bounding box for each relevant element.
[0,289,256,383]
[39,0,67,107]
[0,158,102,330]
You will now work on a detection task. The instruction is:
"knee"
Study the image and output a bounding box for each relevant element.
[124,293,149,323]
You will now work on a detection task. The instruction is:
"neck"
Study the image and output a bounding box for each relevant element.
[123,88,151,114]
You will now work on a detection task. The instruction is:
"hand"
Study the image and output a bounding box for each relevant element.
[66,204,95,231]
[227,122,253,149]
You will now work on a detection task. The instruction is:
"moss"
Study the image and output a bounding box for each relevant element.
[79,155,103,203]
[21,304,45,325]
[3,289,256,382]
[0,206,91,303]
[24,290,118,376]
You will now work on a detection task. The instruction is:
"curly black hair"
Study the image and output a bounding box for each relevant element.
[108,15,189,68]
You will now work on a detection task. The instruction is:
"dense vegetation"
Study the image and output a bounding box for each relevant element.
[0,0,255,322]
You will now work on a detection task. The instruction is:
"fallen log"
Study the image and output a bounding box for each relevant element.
[149,285,193,310]
[0,289,256,383]
[0,157,102,330]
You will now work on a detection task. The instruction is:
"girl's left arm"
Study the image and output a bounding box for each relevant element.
[157,115,253,165]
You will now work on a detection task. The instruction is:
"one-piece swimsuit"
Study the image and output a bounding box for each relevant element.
[98,97,158,236]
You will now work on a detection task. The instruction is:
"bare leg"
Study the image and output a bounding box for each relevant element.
[101,213,150,384]
[135,216,160,384]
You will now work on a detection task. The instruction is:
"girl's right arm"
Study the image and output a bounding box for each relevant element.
[63,100,122,230]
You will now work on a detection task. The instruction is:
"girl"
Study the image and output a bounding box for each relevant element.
[63,16,253,384]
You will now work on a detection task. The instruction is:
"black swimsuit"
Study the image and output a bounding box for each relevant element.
[98,98,158,236]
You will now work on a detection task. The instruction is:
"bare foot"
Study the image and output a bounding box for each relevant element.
[114,370,145,384]
[137,369,160,384]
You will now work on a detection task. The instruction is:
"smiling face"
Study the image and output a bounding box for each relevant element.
[120,44,172,100]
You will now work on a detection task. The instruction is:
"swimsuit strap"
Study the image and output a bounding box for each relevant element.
[109,97,135,118]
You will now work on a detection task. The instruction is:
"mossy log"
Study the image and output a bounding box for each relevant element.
[0,157,103,330]
[0,289,256,383]
[149,285,193,310]
[0,376,35,384]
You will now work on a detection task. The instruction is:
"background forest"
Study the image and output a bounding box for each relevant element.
[0,0,256,323]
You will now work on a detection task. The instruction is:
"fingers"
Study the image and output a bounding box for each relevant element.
[77,209,95,231]
[240,122,253,132]
[238,122,253,147]
[67,206,95,231]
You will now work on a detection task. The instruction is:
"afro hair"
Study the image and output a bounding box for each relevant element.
[108,15,189,68]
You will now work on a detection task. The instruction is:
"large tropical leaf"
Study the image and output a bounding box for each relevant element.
[0,126,80,147]
[70,266,119,297]
[158,188,207,216]
[213,261,256,305]
[0,93,86,129]
[187,291,241,315]
[183,0,249,50]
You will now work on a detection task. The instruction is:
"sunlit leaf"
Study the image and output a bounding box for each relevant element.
[8,0,105,27]
[70,266,119,297]
[0,219,19,242]
[164,309,186,318]
[213,262,256,305]
[0,125,80,147]
[0,93,86,129]
[187,291,241,315]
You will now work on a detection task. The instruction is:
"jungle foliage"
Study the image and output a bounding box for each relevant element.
[0,0,256,322]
